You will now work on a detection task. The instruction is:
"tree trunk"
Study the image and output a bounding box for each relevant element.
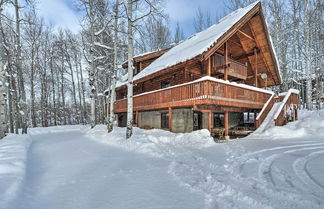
[0,59,7,138]
[126,0,134,139]
[107,0,119,133]
[14,0,27,134]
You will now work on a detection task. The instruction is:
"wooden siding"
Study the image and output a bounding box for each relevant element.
[114,79,272,113]
[275,93,299,126]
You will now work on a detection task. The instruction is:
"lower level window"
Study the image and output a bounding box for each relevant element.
[161,113,169,129]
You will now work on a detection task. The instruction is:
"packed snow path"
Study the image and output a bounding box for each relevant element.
[11,129,203,209]
[1,110,323,209]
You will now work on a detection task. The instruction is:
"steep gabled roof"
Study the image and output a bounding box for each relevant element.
[116,1,281,89]
[132,1,259,82]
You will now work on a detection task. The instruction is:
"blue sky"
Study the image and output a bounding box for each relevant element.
[36,0,229,38]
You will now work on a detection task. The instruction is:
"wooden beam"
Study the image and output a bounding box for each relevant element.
[136,111,139,126]
[208,111,212,134]
[207,57,211,76]
[237,30,255,42]
[224,111,229,140]
[254,47,258,87]
[224,41,228,80]
[228,39,242,48]
[168,107,172,131]
[232,48,260,60]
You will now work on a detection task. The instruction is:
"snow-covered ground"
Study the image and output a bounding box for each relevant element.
[0,110,323,209]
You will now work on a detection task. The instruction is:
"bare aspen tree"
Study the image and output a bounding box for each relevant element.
[0,40,6,139]
[126,0,134,138]
[174,21,184,43]
[107,0,119,133]
[13,0,28,133]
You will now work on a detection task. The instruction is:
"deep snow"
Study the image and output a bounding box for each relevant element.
[0,110,323,209]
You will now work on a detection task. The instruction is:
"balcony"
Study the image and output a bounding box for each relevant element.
[212,54,247,80]
[114,76,272,113]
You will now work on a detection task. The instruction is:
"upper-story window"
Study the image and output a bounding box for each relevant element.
[161,80,170,89]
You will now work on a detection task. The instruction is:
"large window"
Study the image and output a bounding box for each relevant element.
[161,80,170,89]
[161,113,169,129]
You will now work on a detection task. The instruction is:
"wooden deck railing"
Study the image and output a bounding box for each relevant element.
[214,59,247,80]
[274,90,299,126]
[114,77,273,113]
[255,94,275,128]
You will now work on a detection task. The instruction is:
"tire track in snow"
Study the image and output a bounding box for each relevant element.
[225,143,324,208]
[293,149,324,196]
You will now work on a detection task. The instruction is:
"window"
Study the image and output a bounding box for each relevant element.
[244,112,255,123]
[161,80,170,89]
[161,113,169,129]
[213,113,224,127]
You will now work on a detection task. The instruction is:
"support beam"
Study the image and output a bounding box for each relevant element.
[208,111,212,134]
[224,41,228,80]
[207,57,211,76]
[254,47,258,87]
[224,111,229,140]
[168,107,172,131]
[135,111,139,126]
[232,48,260,60]
[237,30,255,42]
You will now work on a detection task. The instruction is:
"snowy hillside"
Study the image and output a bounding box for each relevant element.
[0,110,323,209]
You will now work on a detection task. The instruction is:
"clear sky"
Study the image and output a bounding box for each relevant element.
[36,0,229,38]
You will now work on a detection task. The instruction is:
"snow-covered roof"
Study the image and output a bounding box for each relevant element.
[116,2,260,88]
[136,2,259,81]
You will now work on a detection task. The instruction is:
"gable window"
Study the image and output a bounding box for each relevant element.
[161,80,170,89]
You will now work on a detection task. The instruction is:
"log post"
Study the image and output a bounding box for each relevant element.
[224,111,229,140]
[168,107,172,131]
[224,41,228,80]
[207,57,211,76]
[135,111,139,127]
[254,47,258,87]
[208,111,212,134]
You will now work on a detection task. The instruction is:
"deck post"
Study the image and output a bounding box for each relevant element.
[135,111,139,127]
[254,47,258,87]
[208,111,212,134]
[168,107,172,131]
[224,111,229,140]
[207,57,211,76]
[224,41,228,80]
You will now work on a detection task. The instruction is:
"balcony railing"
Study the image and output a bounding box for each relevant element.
[114,77,272,113]
[212,54,247,80]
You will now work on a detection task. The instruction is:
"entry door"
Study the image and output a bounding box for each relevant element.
[161,113,169,129]
[193,111,202,130]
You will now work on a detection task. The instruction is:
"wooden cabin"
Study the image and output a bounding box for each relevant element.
[107,2,299,139]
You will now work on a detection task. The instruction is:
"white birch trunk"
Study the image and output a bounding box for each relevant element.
[126,0,134,139]
[304,0,313,110]
[0,60,7,138]
[14,0,27,133]
[89,1,97,128]
[107,0,119,133]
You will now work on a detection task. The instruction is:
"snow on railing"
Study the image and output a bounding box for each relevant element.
[274,89,299,120]
[256,93,275,121]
